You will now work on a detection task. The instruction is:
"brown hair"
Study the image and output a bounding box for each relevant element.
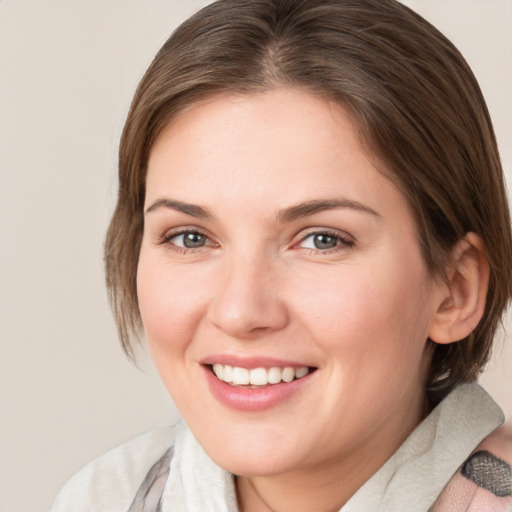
[105,0,512,401]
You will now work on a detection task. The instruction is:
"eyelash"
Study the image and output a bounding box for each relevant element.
[158,227,355,254]
[295,229,355,254]
[158,228,216,254]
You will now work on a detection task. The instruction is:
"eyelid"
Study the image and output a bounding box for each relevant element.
[158,226,218,248]
[293,227,355,251]
[154,225,354,253]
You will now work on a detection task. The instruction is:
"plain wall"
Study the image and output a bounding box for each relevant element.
[0,1,510,511]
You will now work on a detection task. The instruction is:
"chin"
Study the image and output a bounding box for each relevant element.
[197,427,304,477]
[210,449,297,478]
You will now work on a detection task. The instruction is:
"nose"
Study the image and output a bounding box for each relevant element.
[207,253,289,340]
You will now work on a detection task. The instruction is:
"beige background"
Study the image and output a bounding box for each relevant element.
[0,1,510,511]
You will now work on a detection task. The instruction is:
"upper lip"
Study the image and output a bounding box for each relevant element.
[200,354,316,370]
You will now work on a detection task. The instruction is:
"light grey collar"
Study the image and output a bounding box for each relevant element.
[342,383,504,512]
[161,421,239,511]
[160,383,503,512]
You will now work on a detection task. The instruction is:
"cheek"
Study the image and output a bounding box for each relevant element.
[136,255,208,352]
[136,255,214,411]
[290,258,433,372]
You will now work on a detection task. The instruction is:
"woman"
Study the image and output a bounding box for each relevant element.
[52,0,512,510]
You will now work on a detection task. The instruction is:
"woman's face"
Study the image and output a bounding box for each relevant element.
[138,89,444,477]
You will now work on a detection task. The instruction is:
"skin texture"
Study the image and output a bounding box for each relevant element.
[137,89,459,511]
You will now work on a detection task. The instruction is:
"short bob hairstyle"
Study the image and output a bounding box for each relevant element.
[105,0,512,402]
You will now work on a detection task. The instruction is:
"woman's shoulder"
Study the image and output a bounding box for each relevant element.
[431,422,512,511]
[50,425,176,512]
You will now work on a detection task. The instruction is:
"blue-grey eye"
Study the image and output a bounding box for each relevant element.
[312,233,338,249]
[299,232,349,250]
[173,232,208,248]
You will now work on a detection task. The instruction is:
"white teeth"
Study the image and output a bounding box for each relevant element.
[212,363,223,381]
[222,364,233,383]
[282,367,295,383]
[249,367,267,386]
[295,367,309,379]
[211,364,311,386]
[232,367,249,385]
[267,367,282,384]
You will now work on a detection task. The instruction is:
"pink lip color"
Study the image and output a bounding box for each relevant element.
[201,364,315,412]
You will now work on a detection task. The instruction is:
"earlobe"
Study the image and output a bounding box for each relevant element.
[428,233,489,344]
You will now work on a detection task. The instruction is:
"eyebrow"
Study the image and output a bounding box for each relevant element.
[277,198,381,222]
[145,198,213,219]
[144,197,380,221]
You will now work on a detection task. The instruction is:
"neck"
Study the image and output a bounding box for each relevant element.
[236,461,368,512]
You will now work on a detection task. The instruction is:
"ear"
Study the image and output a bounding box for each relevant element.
[428,232,489,344]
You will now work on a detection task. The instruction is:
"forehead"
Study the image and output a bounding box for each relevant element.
[145,88,413,226]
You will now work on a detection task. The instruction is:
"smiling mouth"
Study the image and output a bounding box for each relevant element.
[208,364,317,388]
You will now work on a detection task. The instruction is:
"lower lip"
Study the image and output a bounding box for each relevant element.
[202,366,315,412]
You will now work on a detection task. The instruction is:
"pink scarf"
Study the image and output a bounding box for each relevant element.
[431,423,512,511]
